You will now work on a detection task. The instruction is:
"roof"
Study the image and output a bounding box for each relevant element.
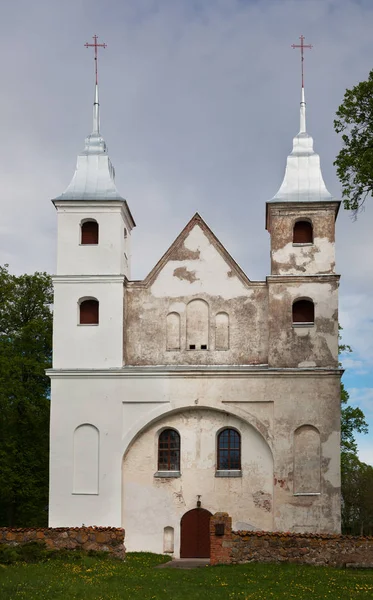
[52,84,131,211]
[269,88,334,204]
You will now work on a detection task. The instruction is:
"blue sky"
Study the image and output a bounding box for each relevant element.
[0,0,372,463]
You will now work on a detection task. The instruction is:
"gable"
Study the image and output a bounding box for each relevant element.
[142,214,257,299]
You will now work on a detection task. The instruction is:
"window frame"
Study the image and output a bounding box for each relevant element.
[156,429,181,475]
[216,428,241,472]
[292,219,313,246]
[292,298,315,327]
[78,298,99,326]
[80,219,99,245]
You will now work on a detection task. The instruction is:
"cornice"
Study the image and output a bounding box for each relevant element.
[267,274,340,284]
[52,274,125,284]
[53,200,135,229]
[46,365,343,379]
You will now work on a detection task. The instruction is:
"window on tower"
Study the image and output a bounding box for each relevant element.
[81,220,99,245]
[292,298,314,325]
[217,428,241,471]
[158,429,180,472]
[79,298,99,325]
[293,220,313,244]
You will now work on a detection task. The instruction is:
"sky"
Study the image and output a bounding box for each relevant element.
[0,0,372,464]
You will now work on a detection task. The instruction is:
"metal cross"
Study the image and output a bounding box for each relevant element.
[84,35,107,86]
[291,35,312,88]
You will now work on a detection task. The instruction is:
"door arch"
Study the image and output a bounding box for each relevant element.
[180,508,212,558]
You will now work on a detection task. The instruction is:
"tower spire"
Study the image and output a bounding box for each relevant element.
[84,35,107,134]
[291,35,312,133]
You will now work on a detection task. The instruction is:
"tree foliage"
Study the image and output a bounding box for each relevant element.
[0,265,52,526]
[339,332,373,534]
[334,70,373,211]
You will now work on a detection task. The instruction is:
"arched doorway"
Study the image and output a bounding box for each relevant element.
[180,508,212,558]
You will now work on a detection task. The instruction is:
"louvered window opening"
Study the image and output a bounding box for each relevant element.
[217,429,241,470]
[80,300,99,325]
[292,299,314,323]
[81,221,99,244]
[293,221,313,244]
[158,429,180,471]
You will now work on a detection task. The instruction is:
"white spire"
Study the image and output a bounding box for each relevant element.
[271,88,333,203]
[93,83,100,134]
[53,82,125,202]
[300,86,306,133]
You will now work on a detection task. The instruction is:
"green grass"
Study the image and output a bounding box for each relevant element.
[0,552,373,599]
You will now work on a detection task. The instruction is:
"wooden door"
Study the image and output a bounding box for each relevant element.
[180,508,211,558]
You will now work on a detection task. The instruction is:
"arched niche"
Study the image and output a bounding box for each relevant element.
[166,312,181,350]
[293,425,321,494]
[73,424,99,494]
[215,312,229,350]
[186,299,209,350]
[163,526,174,553]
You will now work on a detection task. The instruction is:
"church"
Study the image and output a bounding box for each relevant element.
[48,56,342,558]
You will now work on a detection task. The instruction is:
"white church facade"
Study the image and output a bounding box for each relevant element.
[48,75,342,558]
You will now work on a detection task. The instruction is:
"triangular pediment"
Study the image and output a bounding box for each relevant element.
[139,213,255,295]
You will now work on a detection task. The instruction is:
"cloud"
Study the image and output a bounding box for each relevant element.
[348,388,373,419]
[1,0,373,455]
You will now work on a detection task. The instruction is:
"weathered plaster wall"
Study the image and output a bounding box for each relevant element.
[268,203,339,276]
[122,409,274,556]
[48,369,341,548]
[125,222,268,365]
[270,374,341,534]
[268,277,339,368]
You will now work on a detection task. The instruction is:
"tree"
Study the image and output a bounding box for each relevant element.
[0,265,52,526]
[334,70,373,211]
[339,331,373,534]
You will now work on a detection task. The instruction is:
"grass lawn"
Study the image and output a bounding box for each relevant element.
[1,552,373,599]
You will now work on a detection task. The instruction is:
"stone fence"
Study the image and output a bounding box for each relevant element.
[0,527,125,559]
[210,513,373,567]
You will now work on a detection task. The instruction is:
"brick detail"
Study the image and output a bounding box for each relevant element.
[209,514,373,567]
[0,527,125,559]
[210,513,233,565]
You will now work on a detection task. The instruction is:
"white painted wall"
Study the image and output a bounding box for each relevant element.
[52,277,124,369]
[54,201,132,277]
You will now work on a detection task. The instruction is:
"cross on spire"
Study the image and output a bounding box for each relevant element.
[291,35,312,89]
[84,34,107,86]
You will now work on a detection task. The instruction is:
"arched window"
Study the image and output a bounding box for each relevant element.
[217,428,241,470]
[158,429,180,471]
[166,312,181,350]
[215,312,229,350]
[79,298,99,325]
[186,299,209,350]
[292,299,314,325]
[293,220,313,244]
[81,220,99,245]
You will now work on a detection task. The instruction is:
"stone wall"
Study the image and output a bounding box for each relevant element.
[210,513,373,567]
[0,527,125,560]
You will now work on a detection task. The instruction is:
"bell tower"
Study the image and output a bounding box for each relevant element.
[265,44,340,369]
[51,36,135,370]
